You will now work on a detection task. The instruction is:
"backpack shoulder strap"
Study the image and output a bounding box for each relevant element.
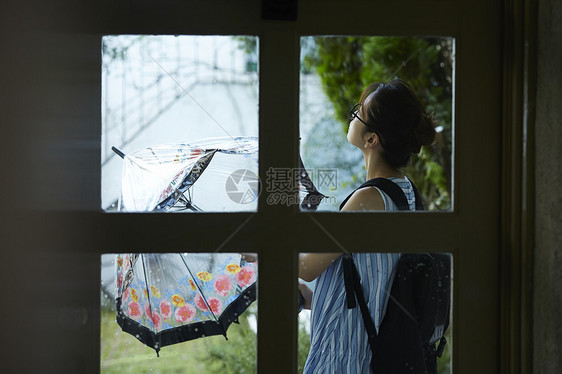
[342,255,378,373]
[339,177,424,211]
[339,178,428,371]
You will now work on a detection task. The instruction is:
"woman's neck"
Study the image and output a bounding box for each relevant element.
[363,150,404,180]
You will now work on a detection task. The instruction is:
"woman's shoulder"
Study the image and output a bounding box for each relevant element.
[340,186,385,211]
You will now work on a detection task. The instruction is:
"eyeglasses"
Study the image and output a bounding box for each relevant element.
[349,103,370,128]
[349,103,383,145]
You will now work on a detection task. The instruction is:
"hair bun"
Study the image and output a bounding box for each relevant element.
[359,79,437,168]
[412,112,437,153]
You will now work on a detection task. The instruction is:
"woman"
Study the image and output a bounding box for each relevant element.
[299,79,437,373]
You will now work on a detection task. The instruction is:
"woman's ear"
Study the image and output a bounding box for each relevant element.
[363,133,378,149]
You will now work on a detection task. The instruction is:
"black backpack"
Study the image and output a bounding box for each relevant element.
[339,178,451,374]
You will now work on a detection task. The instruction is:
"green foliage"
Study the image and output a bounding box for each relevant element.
[297,319,312,373]
[233,36,259,72]
[200,311,256,373]
[303,36,453,210]
[101,307,258,374]
[101,305,313,373]
[437,328,452,374]
[303,37,365,134]
[102,35,146,68]
[233,36,258,56]
[201,309,312,374]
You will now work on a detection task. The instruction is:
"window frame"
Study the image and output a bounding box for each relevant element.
[8,0,535,373]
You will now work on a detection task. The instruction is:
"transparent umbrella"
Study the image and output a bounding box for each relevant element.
[113,135,326,212]
[113,136,259,212]
[116,252,257,355]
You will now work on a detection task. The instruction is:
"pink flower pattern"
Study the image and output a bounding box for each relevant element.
[235,266,256,288]
[122,288,129,302]
[207,297,223,315]
[151,312,162,330]
[159,300,172,319]
[127,301,143,320]
[145,306,162,330]
[213,275,233,297]
[194,294,208,311]
[175,304,196,323]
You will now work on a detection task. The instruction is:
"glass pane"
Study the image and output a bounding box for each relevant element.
[298,252,452,373]
[299,36,454,211]
[102,35,259,212]
[101,252,258,371]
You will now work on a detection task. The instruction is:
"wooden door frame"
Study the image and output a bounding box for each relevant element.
[501,0,537,373]
[1,0,537,372]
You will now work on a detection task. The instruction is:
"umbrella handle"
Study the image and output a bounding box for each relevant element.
[112,146,125,159]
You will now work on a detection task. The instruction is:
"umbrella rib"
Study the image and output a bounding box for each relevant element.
[140,254,162,352]
[178,254,224,332]
[154,150,216,211]
[149,147,163,164]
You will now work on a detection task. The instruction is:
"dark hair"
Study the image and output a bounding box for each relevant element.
[358,79,437,168]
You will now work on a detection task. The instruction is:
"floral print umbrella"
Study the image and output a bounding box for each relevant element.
[116,252,257,355]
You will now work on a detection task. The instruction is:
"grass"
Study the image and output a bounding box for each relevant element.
[100,308,256,374]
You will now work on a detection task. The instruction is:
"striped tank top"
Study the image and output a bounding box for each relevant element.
[303,177,416,374]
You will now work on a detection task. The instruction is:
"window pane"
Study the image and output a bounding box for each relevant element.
[299,36,454,211]
[102,35,259,212]
[101,253,258,371]
[298,252,452,373]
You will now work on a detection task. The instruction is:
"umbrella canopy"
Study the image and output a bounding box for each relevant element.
[116,252,257,355]
[116,136,259,212]
[114,135,326,212]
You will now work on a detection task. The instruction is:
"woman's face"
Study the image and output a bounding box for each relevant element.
[347,93,377,149]
[347,104,371,148]
[347,116,368,148]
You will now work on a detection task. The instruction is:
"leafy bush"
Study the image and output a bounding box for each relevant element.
[302,36,453,210]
